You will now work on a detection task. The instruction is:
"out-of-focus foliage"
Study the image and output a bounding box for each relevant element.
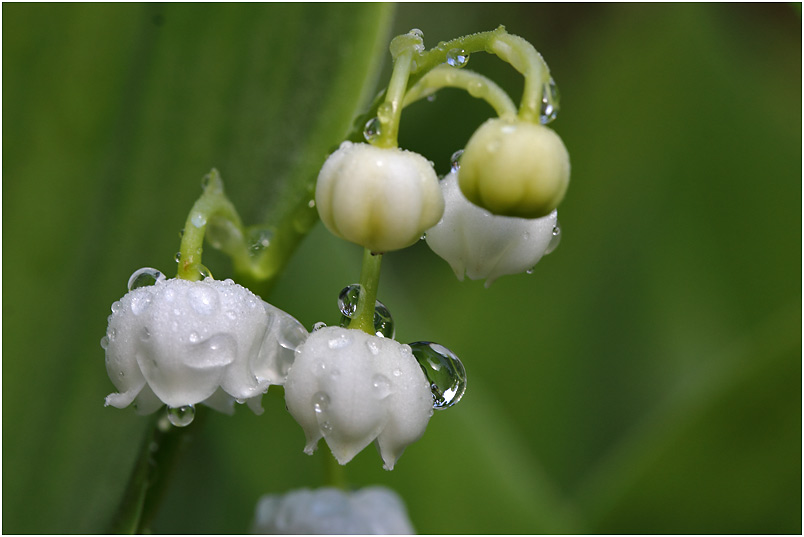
[3,3,800,534]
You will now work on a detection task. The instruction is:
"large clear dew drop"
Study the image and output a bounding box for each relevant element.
[127,267,166,291]
[409,342,467,409]
[166,404,195,427]
[540,77,560,124]
[446,48,470,68]
[337,284,395,338]
[363,117,382,143]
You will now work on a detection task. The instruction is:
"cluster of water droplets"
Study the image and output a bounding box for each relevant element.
[540,77,560,125]
[336,284,394,338]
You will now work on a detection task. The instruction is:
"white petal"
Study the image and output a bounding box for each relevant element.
[251,486,415,534]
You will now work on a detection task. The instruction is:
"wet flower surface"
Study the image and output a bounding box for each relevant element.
[426,171,559,286]
[103,273,307,415]
[251,486,415,534]
[284,326,433,470]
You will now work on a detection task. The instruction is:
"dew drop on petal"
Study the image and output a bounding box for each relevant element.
[312,392,330,414]
[446,48,469,68]
[313,321,327,332]
[128,268,166,291]
[167,405,195,427]
[363,117,382,143]
[100,336,109,350]
[371,374,392,399]
[111,301,122,314]
[544,220,562,255]
[409,342,467,409]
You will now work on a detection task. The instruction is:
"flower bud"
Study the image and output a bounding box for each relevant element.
[458,117,570,218]
[284,326,433,470]
[251,486,415,534]
[315,141,444,253]
[103,274,307,415]
[426,171,558,287]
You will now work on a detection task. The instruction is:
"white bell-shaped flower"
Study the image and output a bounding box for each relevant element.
[425,171,559,287]
[251,486,415,534]
[315,141,444,253]
[284,326,433,470]
[102,272,307,415]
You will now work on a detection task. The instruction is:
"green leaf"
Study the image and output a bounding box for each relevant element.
[2,4,392,532]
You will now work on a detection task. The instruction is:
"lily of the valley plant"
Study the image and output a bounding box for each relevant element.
[103,25,569,534]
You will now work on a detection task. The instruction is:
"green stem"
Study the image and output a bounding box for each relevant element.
[485,32,549,123]
[347,248,383,335]
[107,408,206,533]
[323,451,348,490]
[402,65,517,119]
[177,169,245,281]
[376,35,417,149]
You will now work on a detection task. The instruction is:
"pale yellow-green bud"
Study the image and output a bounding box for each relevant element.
[315,142,444,253]
[458,118,570,218]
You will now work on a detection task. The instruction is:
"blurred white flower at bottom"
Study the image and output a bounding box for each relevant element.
[251,486,415,534]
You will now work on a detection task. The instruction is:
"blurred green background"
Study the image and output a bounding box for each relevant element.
[3,3,801,534]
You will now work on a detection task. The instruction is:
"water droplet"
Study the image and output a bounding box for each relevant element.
[366,339,380,356]
[174,251,182,263]
[540,77,560,124]
[167,405,195,427]
[248,228,273,255]
[127,268,166,291]
[312,392,330,414]
[544,220,561,255]
[363,117,381,143]
[100,336,109,350]
[337,284,394,338]
[320,420,333,433]
[426,93,437,102]
[446,48,469,68]
[313,321,327,332]
[189,331,200,343]
[200,173,211,190]
[111,301,122,314]
[307,199,316,208]
[140,327,151,341]
[450,149,464,174]
[371,374,392,399]
[191,212,207,228]
[409,342,467,409]
[178,228,185,239]
[373,302,394,338]
[197,264,213,280]
[393,368,402,377]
